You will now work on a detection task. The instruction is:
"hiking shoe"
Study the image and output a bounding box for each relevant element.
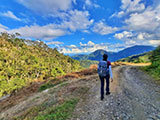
[101,96,104,100]
[106,92,110,95]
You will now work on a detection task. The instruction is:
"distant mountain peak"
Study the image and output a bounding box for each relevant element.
[71,45,155,62]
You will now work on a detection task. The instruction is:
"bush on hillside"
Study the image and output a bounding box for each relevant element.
[144,46,160,80]
[0,32,82,97]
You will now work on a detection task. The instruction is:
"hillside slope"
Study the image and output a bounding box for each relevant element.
[116,45,154,60]
[117,45,160,80]
[0,33,82,98]
[142,46,160,80]
[117,52,152,63]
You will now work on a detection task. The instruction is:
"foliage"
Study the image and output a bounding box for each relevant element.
[143,46,160,80]
[117,45,160,80]
[117,52,152,63]
[0,32,82,97]
[80,60,98,68]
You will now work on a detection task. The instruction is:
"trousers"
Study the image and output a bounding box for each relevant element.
[99,75,110,98]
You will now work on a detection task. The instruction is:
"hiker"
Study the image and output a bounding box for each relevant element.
[97,54,113,100]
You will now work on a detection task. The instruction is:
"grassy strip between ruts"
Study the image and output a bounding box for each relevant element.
[14,98,79,120]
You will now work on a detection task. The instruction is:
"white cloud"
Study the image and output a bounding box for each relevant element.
[121,0,145,12]
[137,33,144,40]
[61,45,78,50]
[0,11,21,21]
[149,40,160,46]
[117,11,125,17]
[60,41,144,54]
[113,3,160,48]
[114,31,133,40]
[111,0,145,18]
[46,41,64,45]
[9,24,67,40]
[93,21,118,35]
[85,0,92,6]
[13,0,95,40]
[84,0,100,9]
[83,30,90,33]
[81,38,85,40]
[1,9,93,40]
[60,47,81,54]
[60,41,111,54]
[16,0,73,15]
[68,45,77,48]
[59,10,94,32]
[125,6,160,33]
[123,5,160,43]
[80,41,95,47]
[0,24,8,32]
[72,0,77,5]
[114,33,124,39]
[115,30,160,47]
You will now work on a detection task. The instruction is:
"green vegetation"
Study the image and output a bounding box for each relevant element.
[117,52,152,63]
[13,86,89,120]
[14,98,78,120]
[142,46,160,80]
[38,80,62,92]
[80,60,98,68]
[35,98,78,120]
[117,45,160,80]
[0,32,82,97]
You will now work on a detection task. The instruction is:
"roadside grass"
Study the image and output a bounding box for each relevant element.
[38,67,97,92]
[38,80,63,92]
[14,98,78,120]
[13,85,90,120]
[34,98,79,120]
[141,46,160,82]
[140,65,160,81]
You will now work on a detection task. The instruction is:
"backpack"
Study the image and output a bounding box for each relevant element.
[97,61,109,77]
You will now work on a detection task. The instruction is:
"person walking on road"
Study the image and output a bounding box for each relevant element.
[97,54,113,100]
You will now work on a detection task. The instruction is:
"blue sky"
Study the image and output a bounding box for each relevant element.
[0,0,160,54]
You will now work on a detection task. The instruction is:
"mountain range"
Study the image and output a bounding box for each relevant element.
[71,45,155,62]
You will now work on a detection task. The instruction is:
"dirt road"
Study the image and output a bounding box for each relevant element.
[0,65,160,120]
[71,65,160,120]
